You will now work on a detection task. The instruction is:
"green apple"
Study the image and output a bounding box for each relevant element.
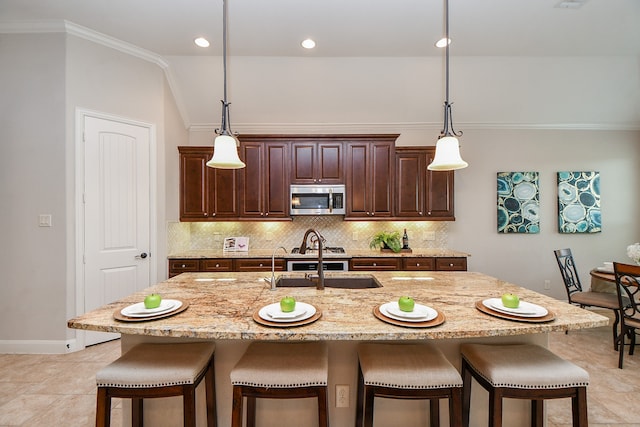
[501,293,520,308]
[280,296,296,312]
[398,296,415,312]
[144,293,162,309]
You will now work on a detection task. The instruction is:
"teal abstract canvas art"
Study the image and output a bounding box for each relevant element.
[557,171,601,233]
[497,172,540,234]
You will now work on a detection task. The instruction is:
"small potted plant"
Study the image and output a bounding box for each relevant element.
[369,231,402,253]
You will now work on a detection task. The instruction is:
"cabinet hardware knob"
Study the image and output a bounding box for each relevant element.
[204,213,208,217]
[181,264,186,268]
[373,262,377,266]
[215,263,220,268]
[416,263,420,267]
[450,263,454,267]
[265,213,269,216]
[212,212,216,216]
[259,263,263,267]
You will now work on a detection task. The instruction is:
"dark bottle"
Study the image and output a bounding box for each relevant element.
[402,228,409,249]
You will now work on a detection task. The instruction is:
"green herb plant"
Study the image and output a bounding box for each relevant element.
[369,231,402,253]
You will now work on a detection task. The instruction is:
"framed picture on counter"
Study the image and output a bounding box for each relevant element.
[223,236,250,252]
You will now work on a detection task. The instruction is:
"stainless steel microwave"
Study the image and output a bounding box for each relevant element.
[290,184,346,215]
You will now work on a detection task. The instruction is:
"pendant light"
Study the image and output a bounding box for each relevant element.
[428,0,468,171]
[206,0,245,169]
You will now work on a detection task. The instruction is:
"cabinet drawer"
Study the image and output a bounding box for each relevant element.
[435,257,467,271]
[168,259,200,277]
[349,258,400,271]
[402,257,435,271]
[200,259,234,272]
[235,258,285,272]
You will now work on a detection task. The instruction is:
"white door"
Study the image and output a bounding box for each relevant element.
[83,115,151,346]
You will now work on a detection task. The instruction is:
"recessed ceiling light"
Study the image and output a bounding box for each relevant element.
[435,37,451,48]
[301,38,316,49]
[194,37,210,48]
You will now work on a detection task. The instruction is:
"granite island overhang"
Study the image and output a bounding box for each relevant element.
[67,271,608,427]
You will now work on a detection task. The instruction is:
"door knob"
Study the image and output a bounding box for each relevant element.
[135,252,148,259]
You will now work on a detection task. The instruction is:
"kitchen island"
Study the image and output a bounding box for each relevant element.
[68,271,607,427]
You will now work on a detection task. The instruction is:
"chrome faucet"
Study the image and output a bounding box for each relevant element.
[299,229,324,290]
[270,246,288,290]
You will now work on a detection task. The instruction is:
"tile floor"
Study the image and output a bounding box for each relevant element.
[0,310,637,426]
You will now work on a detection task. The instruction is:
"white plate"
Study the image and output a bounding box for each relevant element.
[483,298,548,317]
[121,299,181,318]
[266,304,308,319]
[259,302,316,323]
[380,302,438,322]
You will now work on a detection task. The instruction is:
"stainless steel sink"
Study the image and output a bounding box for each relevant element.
[275,275,382,289]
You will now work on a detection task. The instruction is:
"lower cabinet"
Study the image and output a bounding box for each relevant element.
[169,256,467,276]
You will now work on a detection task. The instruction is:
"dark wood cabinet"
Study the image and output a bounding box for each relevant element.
[179,147,238,220]
[402,257,436,271]
[435,257,467,271]
[394,147,454,220]
[349,257,401,271]
[345,136,397,219]
[238,137,290,219]
[200,259,233,272]
[291,141,344,184]
[235,258,286,272]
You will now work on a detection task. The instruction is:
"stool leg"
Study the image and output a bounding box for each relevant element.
[132,398,143,427]
[363,385,375,427]
[612,309,620,351]
[247,396,257,427]
[461,360,472,427]
[355,364,365,427]
[572,387,588,427]
[489,389,502,427]
[95,388,110,427]
[205,358,217,427]
[429,399,440,427]
[531,399,543,427]
[317,386,329,427]
[231,386,243,427]
[450,387,463,427]
[183,385,196,427]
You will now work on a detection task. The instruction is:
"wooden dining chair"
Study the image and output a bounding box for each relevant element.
[613,262,640,368]
[554,248,622,349]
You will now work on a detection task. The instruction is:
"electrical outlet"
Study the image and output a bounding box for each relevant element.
[352,231,359,241]
[266,232,274,241]
[336,384,349,407]
[544,279,551,290]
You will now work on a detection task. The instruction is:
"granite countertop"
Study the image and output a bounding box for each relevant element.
[167,248,470,259]
[68,271,607,341]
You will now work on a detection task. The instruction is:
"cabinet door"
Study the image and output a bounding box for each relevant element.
[402,257,435,271]
[395,150,425,217]
[425,149,455,219]
[179,147,238,220]
[239,140,289,219]
[200,259,233,272]
[238,142,265,218]
[345,139,395,219]
[435,257,467,271]
[179,150,209,220]
[236,258,286,272]
[264,142,289,218]
[168,259,200,277]
[291,142,343,184]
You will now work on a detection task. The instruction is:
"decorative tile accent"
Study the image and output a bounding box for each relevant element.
[168,218,448,252]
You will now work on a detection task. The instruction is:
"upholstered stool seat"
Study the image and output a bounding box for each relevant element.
[356,343,463,427]
[230,341,329,427]
[461,343,589,427]
[96,342,216,427]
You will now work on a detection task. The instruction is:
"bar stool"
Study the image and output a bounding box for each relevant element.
[356,343,463,427]
[95,342,217,427]
[461,343,589,427]
[230,341,329,427]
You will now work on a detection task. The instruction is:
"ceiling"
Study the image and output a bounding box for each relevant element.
[1,0,639,57]
[1,0,639,129]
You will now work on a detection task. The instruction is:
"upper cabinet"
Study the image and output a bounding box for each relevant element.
[238,136,290,220]
[345,136,397,219]
[178,135,455,222]
[178,147,238,220]
[290,140,344,184]
[394,147,454,220]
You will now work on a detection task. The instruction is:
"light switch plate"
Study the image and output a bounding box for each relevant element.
[39,214,52,227]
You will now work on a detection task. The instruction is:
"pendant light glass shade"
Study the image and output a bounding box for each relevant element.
[427,135,468,170]
[427,0,468,171]
[206,133,245,169]
[207,0,245,169]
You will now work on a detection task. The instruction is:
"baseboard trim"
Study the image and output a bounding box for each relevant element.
[0,338,78,354]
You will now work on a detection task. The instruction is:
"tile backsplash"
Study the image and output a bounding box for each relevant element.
[168,218,448,254]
